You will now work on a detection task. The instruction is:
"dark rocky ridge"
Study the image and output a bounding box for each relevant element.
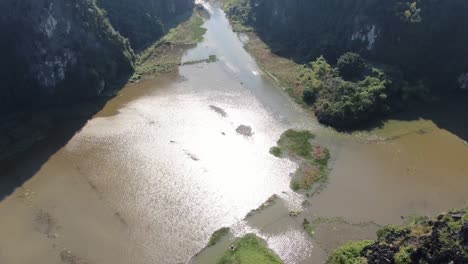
[0,0,134,114]
[0,0,194,114]
[238,0,468,91]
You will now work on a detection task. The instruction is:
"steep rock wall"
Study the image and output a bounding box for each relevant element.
[0,0,135,114]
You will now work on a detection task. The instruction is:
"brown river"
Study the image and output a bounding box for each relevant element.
[1,2,468,264]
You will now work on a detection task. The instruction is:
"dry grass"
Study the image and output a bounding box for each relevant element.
[243,33,304,102]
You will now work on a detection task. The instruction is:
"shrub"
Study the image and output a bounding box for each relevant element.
[337,52,366,81]
[327,240,374,264]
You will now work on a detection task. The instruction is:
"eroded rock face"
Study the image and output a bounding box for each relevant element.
[0,0,136,114]
[458,73,468,90]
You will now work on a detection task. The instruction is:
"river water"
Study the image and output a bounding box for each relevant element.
[1,2,468,264]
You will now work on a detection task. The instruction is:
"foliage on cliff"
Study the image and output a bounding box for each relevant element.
[222,0,253,31]
[96,0,194,51]
[328,209,468,264]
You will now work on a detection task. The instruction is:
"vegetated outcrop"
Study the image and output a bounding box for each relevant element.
[0,0,195,115]
[242,0,468,91]
[328,209,468,264]
[96,0,194,51]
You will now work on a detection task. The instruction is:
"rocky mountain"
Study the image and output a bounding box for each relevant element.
[0,0,194,114]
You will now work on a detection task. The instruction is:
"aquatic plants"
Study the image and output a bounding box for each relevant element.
[209,227,230,246]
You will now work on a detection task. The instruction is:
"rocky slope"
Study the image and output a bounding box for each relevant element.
[0,0,134,114]
[227,0,468,91]
[0,0,194,114]
[96,0,194,50]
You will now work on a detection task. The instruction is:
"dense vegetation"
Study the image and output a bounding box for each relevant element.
[298,53,426,127]
[223,0,468,127]
[328,209,468,264]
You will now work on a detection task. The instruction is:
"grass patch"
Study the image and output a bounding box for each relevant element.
[303,219,316,238]
[269,146,282,157]
[209,227,230,246]
[130,10,208,82]
[189,16,207,43]
[164,12,207,45]
[218,234,283,264]
[183,55,218,66]
[270,129,330,192]
[276,129,315,159]
[208,54,219,63]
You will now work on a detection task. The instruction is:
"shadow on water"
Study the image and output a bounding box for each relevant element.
[336,91,468,141]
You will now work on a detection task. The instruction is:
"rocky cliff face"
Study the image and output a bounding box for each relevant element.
[0,0,136,114]
[246,0,468,90]
[97,0,195,50]
[0,0,194,114]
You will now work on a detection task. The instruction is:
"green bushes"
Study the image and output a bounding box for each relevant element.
[223,0,254,31]
[328,209,468,264]
[299,54,392,127]
[327,240,373,264]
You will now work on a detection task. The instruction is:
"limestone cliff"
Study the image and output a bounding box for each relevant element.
[0,0,136,114]
[229,0,468,90]
[0,0,195,114]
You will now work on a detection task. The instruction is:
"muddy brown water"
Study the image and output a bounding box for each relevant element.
[1,2,468,264]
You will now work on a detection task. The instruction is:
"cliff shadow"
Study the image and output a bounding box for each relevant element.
[0,94,124,201]
[396,91,468,142]
[342,91,468,142]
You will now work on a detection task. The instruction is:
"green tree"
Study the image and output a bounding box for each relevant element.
[337,52,366,81]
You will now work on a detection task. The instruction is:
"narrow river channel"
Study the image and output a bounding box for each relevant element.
[1,2,468,264]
